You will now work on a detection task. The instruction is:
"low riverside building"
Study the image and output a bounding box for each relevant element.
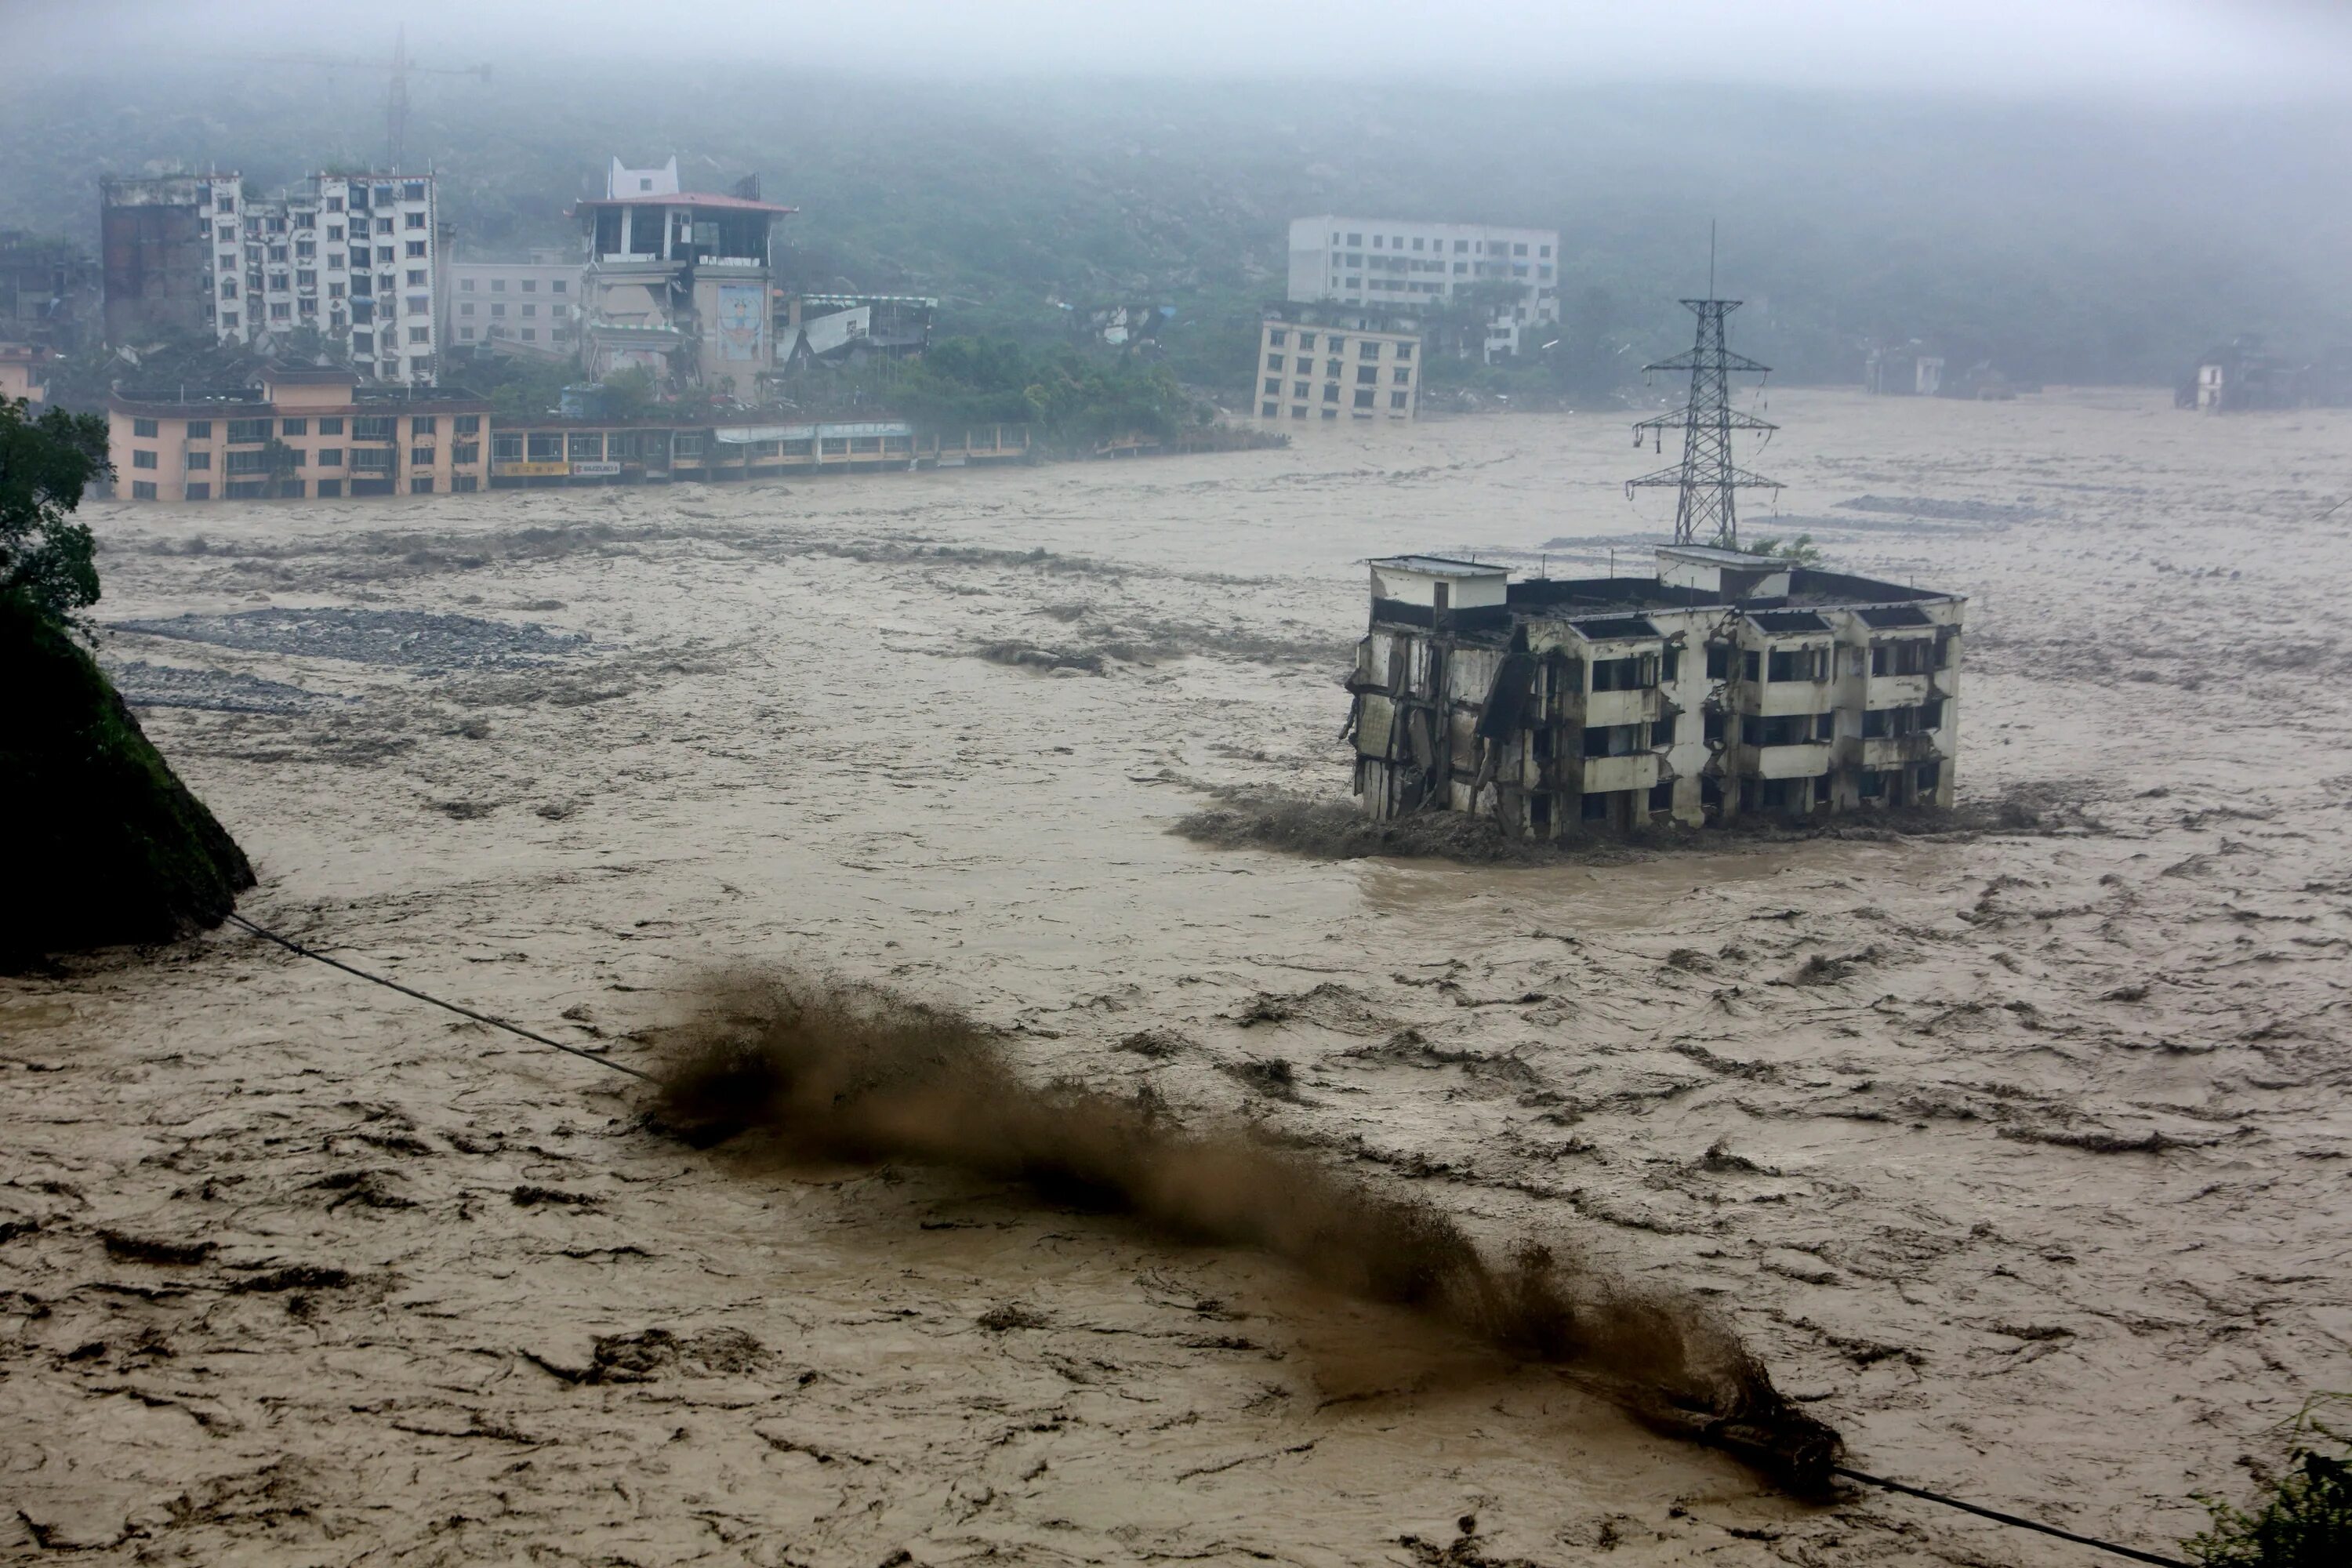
[107,365,488,501]
[1254,308,1420,423]
[1347,546,1964,833]
[485,416,1032,486]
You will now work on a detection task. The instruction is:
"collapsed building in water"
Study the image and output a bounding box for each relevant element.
[1345,546,1964,833]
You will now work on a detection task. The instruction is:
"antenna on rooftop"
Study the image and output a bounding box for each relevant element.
[1625,226,1782,549]
[240,27,492,172]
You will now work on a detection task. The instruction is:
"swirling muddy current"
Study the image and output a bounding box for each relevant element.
[3,389,2348,1565]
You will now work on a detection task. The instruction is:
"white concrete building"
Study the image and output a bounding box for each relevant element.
[446,249,583,356]
[1254,312,1420,423]
[203,172,442,385]
[1348,546,1965,833]
[1287,216,1560,358]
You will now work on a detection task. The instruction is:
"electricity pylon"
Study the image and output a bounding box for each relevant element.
[1627,294,1781,549]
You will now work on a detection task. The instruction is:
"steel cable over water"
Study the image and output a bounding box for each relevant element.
[222,911,2197,1566]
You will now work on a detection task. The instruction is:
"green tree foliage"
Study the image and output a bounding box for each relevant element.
[793,337,1196,450]
[39,331,263,418]
[467,353,577,420]
[600,365,658,420]
[0,397,109,626]
[2188,1397,2352,1568]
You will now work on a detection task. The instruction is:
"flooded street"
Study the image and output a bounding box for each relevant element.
[5,387,2350,1565]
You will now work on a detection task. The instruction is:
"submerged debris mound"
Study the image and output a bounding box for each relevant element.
[2,593,256,964]
[1172,780,2104,866]
[653,971,1842,1489]
[1173,787,1610,864]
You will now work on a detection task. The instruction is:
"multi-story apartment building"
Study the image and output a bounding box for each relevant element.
[576,156,793,398]
[107,364,488,501]
[1348,546,1963,833]
[101,171,441,384]
[1287,216,1560,359]
[1253,309,1420,423]
[445,248,583,356]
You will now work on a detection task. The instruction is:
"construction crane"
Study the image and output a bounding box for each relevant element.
[245,27,491,172]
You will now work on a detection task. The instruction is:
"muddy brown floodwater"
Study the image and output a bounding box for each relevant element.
[3,389,2349,1566]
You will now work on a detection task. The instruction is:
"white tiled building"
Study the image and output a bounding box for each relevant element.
[445,249,583,356]
[203,172,442,384]
[1287,216,1560,359]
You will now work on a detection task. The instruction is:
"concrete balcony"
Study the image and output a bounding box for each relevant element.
[1737,679,1837,717]
[1584,688,1660,728]
[1867,673,1934,708]
[1735,741,1834,779]
[1581,753,1661,795]
[1861,733,1943,771]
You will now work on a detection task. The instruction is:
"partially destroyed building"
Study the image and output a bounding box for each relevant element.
[100,170,444,384]
[1346,546,1964,833]
[575,158,795,398]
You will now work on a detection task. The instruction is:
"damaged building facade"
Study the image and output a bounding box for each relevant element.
[1347,547,1964,833]
[100,170,444,384]
[575,158,794,399]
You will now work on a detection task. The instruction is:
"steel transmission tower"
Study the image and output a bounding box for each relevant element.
[1627,291,1781,549]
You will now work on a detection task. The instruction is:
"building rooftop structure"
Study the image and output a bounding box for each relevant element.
[575,158,797,397]
[1364,554,1502,577]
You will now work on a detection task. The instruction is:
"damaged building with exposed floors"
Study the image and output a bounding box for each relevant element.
[1345,546,1964,833]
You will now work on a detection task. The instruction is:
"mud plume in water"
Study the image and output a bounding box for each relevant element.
[655,971,1840,1485]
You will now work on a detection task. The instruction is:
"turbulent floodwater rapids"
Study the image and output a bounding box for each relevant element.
[3,390,2349,1564]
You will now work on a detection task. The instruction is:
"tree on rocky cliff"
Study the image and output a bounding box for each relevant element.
[1,397,255,964]
[0,397,107,626]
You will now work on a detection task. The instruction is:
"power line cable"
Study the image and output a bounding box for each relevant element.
[219,912,2200,1566]
[223,911,653,1081]
[1835,1466,2191,1567]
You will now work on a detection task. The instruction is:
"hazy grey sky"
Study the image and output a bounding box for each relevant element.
[9,0,2352,96]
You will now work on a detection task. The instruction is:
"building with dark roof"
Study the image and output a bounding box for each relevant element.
[107,364,488,501]
[1348,545,1965,832]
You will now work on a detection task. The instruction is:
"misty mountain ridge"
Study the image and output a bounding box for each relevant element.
[5,65,2345,387]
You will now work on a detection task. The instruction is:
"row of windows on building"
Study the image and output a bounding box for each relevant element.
[1329,256,1553,279]
[1330,233,1552,258]
[1262,329,1411,358]
[456,326,566,343]
[456,300,570,318]
[220,266,433,299]
[221,236,428,267]
[1265,358,1413,385]
[1528,760,1945,826]
[1530,700,1947,766]
[227,212,426,245]
[204,182,430,217]
[216,308,433,348]
[130,476,477,500]
[132,444,482,470]
[457,277,569,294]
[1261,392,1413,417]
[130,415,480,441]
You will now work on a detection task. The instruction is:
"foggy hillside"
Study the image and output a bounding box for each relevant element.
[5,62,2347,387]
